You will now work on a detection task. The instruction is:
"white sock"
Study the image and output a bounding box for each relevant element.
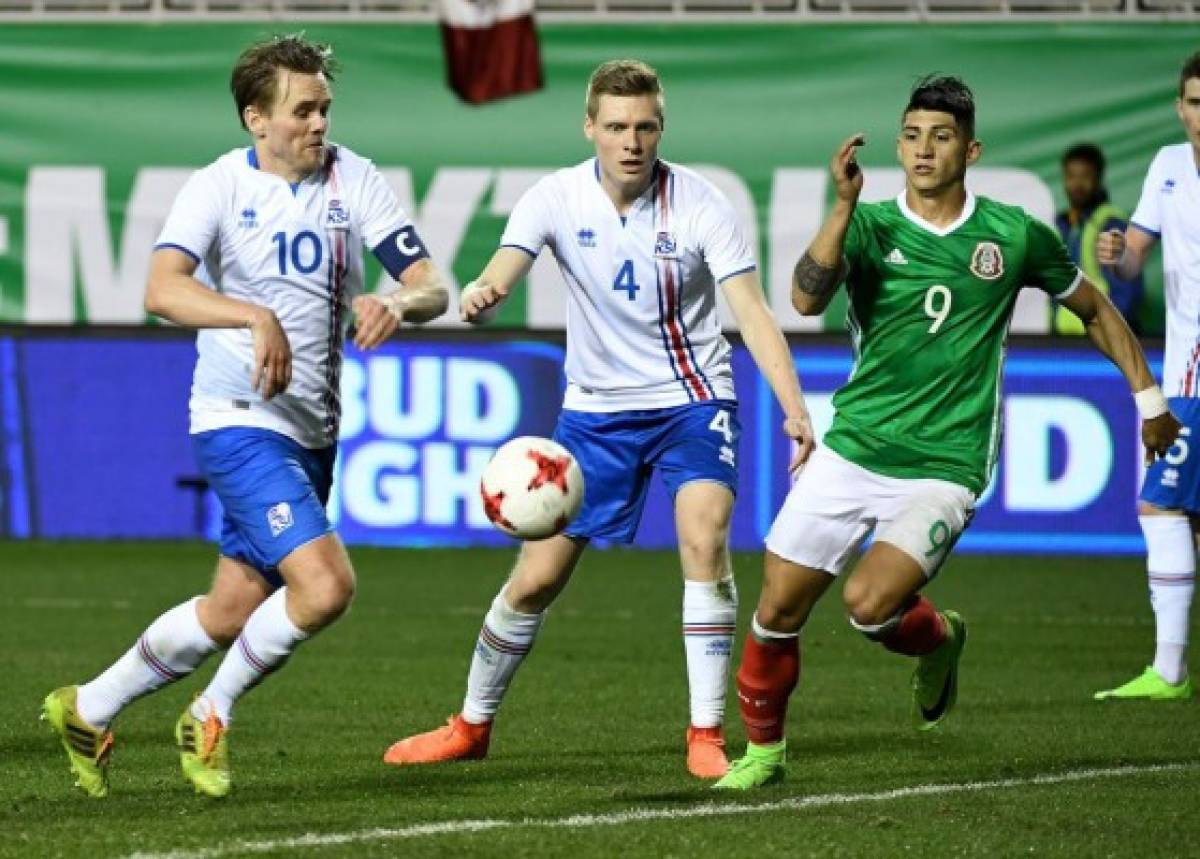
[76,597,217,729]
[461,591,544,724]
[200,588,307,725]
[1140,515,1194,685]
[683,576,737,729]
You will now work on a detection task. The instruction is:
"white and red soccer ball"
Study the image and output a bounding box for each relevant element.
[480,437,584,540]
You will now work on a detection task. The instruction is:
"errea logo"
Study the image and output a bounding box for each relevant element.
[239,207,258,229]
[577,228,596,248]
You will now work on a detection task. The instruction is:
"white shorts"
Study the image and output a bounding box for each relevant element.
[765,446,975,578]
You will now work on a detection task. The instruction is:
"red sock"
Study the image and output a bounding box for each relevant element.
[881,595,947,656]
[736,631,799,745]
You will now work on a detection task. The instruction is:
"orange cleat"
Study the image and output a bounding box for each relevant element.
[383,714,491,766]
[686,725,729,779]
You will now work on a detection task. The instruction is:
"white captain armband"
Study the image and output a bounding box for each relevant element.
[1134,385,1169,420]
[372,226,429,279]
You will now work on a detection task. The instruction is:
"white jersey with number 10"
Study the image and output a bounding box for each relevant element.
[156,144,420,448]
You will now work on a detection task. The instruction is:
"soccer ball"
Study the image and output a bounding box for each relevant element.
[480,437,584,540]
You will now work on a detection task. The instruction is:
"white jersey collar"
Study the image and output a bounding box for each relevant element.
[896,189,976,237]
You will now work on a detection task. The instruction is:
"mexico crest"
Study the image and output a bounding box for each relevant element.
[970,242,1004,280]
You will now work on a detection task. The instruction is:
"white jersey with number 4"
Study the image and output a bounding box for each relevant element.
[501,159,756,412]
[1132,143,1200,397]
[155,144,418,448]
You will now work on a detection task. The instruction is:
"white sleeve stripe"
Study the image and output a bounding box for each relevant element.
[154,242,201,263]
[500,243,538,259]
[717,264,757,284]
[1055,269,1084,300]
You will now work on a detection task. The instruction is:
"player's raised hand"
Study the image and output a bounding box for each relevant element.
[460,279,506,325]
[249,307,291,400]
[782,410,816,473]
[1096,229,1125,266]
[352,293,401,351]
[1143,410,1183,466]
[832,133,866,203]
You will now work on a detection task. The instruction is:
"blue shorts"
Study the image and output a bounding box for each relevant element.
[1141,397,1200,513]
[553,400,740,544]
[192,428,336,588]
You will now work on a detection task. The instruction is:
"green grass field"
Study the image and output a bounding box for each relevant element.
[2,541,1197,858]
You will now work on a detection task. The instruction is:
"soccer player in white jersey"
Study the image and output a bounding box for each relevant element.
[383,60,815,779]
[41,35,449,798]
[1094,52,1200,702]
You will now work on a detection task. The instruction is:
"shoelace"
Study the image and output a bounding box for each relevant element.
[95,732,115,764]
[200,715,224,761]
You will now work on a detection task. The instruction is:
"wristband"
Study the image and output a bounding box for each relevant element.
[1134,386,1169,420]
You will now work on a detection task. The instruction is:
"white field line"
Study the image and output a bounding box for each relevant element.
[125,761,1198,859]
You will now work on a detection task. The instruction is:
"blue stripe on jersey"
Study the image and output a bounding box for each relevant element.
[718,264,757,284]
[153,242,201,264]
[654,256,694,402]
[675,256,716,399]
[1130,221,1161,238]
[500,243,538,259]
[247,147,258,169]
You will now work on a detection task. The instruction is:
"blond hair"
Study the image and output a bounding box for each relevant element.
[585,59,664,121]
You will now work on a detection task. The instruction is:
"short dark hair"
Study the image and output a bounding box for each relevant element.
[230,35,337,130]
[1181,51,1200,96]
[904,75,975,138]
[1062,142,1105,177]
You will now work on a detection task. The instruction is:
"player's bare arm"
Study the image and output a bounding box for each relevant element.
[1096,224,1158,283]
[722,272,816,469]
[793,133,864,316]
[145,246,292,399]
[353,259,450,350]
[1060,277,1180,463]
[460,246,536,324]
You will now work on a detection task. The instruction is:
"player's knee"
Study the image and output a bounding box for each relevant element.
[197,594,255,646]
[503,574,561,613]
[842,581,899,630]
[294,569,355,627]
[754,600,806,634]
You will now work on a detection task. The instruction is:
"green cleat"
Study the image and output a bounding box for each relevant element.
[1094,667,1193,701]
[41,686,113,799]
[912,610,967,732]
[175,699,231,798]
[712,740,786,790]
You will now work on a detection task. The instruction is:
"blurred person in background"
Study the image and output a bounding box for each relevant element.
[1051,142,1143,335]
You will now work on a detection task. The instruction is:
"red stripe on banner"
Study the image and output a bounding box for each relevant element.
[657,168,709,401]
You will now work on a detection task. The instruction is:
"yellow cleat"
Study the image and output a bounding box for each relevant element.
[41,686,113,799]
[175,699,230,798]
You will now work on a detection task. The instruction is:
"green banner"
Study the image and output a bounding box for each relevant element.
[2,22,1196,333]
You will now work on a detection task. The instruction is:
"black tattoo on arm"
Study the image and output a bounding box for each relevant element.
[793,252,848,296]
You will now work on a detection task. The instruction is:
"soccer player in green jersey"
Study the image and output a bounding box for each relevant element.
[715,76,1181,790]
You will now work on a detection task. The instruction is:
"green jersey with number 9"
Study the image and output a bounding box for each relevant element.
[822,193,1081,494]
